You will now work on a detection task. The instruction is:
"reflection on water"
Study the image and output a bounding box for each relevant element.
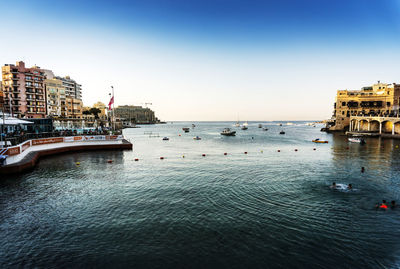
[1,122,400,268]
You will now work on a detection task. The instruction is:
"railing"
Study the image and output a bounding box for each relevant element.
[2,130,121,147]
[2,135,125,158]
[0,148,7,157]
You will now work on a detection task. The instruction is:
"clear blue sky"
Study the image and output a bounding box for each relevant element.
[1,0,400,120]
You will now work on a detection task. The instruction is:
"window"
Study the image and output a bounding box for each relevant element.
[342,102,346,106]
[342,111,345,115]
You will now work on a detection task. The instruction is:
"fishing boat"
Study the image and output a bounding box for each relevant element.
[221,128,236,136]
[241,125,248,130]
[193,136,201,140]
[348,137,366,144]
[162,137,169,141]
[182,127,190,133]
[279,131,285,134]
[312,138,328,143]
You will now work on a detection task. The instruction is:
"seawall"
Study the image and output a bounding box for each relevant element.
[0,136,132,175]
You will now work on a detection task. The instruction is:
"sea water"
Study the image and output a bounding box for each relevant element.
[1,122,400,268]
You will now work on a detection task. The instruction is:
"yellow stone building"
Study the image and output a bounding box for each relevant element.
[329,82,400,131]
[65,98,83,119]
[45,78,66,117]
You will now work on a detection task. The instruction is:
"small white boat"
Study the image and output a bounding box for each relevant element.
[258,124,262,128]
[243,121,248,126]
[348,137,366,144]
[241,125,248,130]
[235,121,240,127]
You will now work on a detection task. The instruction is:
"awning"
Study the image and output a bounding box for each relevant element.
[0,117,34,125]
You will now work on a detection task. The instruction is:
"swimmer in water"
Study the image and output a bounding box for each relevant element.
[347,184,352,190]
[330,182,337,189]
[380,200,388,210]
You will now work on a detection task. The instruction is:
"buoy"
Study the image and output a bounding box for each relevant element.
[313,148,316,151]
[202,154,206,157]
[134,158,139,161]
[294,149,298,152]
[76,162,80,165]
[160,157,164,160]
[277,150,280,152]
[244,152,248,154]
[107,160,113,163]
[224,153,227,155]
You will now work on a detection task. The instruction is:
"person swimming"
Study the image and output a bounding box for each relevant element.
[330,182,337,189]
[380,200,388,210]
[347,184,352,190]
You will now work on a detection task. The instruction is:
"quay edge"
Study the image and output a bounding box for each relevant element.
[0,139,132,175]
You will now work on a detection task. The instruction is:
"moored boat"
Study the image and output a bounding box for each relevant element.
[221,128,236,136]
[182,127,190,133]
[263,127,268,131]
[312,138,328,143]
[162,137,169,141]
[241,125,248,130]
[258,124,262,128]
[279,131,285,134]
[348,137,366,144]
[193,136,201,140]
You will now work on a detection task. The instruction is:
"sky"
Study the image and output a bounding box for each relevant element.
[1,0,400,121]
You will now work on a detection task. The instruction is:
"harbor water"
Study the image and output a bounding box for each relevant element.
[1,122,400,268]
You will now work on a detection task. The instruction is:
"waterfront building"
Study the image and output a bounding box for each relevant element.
[329,81,400,131]
[114,105,159,124]
[55,75,82,101]
[44,78,66,117]
[66,97,83,119]
[1,61,46,118]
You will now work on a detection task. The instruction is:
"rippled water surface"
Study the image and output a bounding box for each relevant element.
[2,122,400,268]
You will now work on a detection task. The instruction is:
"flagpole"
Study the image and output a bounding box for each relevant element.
[111,86,115,133]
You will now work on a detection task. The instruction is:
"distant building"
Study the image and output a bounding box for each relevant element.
[44,78,66,117]
[66,97,83,119]
[115,105,159,124]
[54,75,82,101]
[329,81,400,131]
[93,101,108,120]
[1,61,46,118]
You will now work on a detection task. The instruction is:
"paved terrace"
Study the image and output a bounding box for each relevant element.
[0,136,132,174]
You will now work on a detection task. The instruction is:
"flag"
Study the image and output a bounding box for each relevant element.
[108,96,114,110]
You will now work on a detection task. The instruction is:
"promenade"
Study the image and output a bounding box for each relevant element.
[0,135,132,174]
